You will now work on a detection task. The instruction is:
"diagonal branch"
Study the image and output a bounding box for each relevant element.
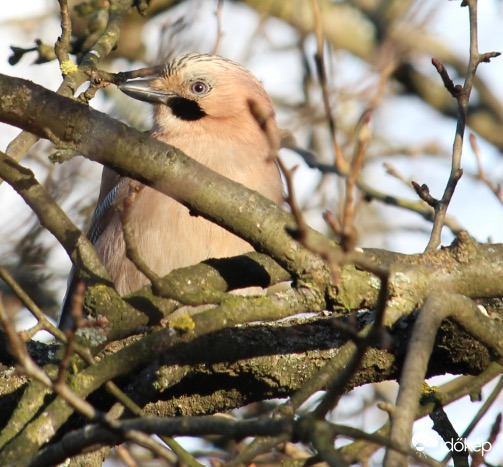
[0,73,331,288]
[385,291,503,466]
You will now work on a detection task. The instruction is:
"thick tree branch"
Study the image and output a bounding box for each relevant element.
[0,73,330,288]
[1,62,503,466]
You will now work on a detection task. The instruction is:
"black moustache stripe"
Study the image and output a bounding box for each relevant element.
[167,96,206,121]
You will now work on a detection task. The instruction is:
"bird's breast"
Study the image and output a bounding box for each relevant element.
[95,186,252,295]
[96,130,282,295]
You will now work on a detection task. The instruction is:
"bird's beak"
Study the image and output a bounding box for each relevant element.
[118,79,176,105]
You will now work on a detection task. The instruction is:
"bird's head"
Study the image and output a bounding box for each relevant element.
[118,53,278,148]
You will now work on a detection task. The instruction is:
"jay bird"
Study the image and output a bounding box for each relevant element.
[59,53,283,328]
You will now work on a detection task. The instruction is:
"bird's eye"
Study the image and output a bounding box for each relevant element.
[190,81,209,95]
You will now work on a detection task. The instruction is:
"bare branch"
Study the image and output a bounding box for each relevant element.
[424,0,500,251]
[469,133,503,205]
[385,291,503,465]
[212,0,225,54]
[431,57,461,98]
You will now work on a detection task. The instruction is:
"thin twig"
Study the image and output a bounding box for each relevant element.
[116,444,139,467]
[310,0,347,172]
[86,65,164,87]
[248,99,346,281]
[340,109,372,252]
[383,162,413,188]
[296,417,441,467]
[18,321,44,341]
[286,145,464,236]
[55,281,85,386]
[313,260,389,418]
[54,0,72,67]
[340,363,502,463]
[442,375,503,464]
[431,58,461,98]
[212,0,225,54]
[411,181,437,208]
[119,180,163,289]
[469,133,503,205]
[277,160,308,240]
[471,413,501,466]
[430,407,469,465]
[247,99,310,243]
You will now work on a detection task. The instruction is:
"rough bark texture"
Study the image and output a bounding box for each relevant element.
[1,1,502,464]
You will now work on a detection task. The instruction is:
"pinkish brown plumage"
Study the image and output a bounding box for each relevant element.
[77,54,282,301]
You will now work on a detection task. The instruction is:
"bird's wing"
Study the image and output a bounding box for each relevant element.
[87,176,128,243]
[58,174,128,329]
